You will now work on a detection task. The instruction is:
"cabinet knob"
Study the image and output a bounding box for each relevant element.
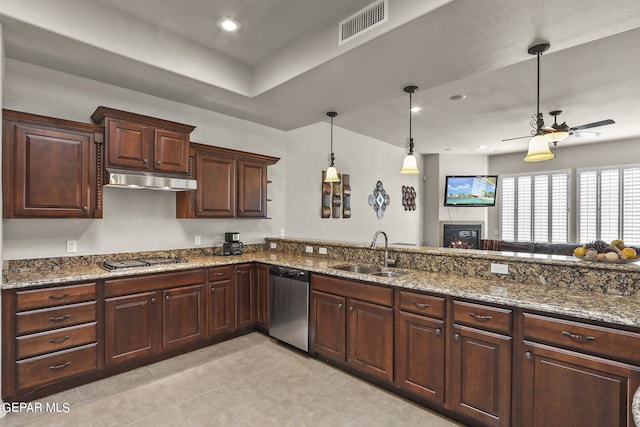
[349,306,354,311]
[151,297,156,303]
[338,303,343,308]
[166,295,170,301]
[454,333,460,341]
[82,206,88,211]
[156,160,162,165]
[436,328,441,335]
[211,287,215,292]
[525,351,533,360]
[143,159,148,164]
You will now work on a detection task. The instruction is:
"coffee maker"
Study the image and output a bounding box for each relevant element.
[222,232,244,255]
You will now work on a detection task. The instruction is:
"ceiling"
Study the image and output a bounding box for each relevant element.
[2,0,640,156]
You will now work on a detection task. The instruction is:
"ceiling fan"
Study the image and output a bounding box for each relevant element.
[502,42,615,151]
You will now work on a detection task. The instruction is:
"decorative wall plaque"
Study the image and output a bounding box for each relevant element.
[321,171,350,219]
[402,185,417,211]
[368,180,390,219]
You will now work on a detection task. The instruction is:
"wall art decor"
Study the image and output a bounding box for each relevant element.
[332,178,341,218]
[321,171,350,219]
[368,180,390,219]
[402,185,417,211]
[342,174,351,218]
[321,171,331,218]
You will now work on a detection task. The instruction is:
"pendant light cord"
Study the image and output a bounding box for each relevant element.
[536,50,541,132]
[409,91,413,153]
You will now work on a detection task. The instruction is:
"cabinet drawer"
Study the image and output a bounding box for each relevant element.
[16,343,97,390]
[16,302,96,335]
[16,283,96,311]
[453,300,512,334]
[105,269,205,297]
[398,291,445,319]
[312,275,393,307]
[16,322,97,360]
[209,266,233,282]
[523,313,640,363]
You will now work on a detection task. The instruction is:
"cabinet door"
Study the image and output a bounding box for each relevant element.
[153,128,189,174]
[255,264,269,329]
[163,284,205,350]
[521,341,640,427]
[9,123,92,218]
[237,159,267,217]
[396,311,445,404]
[195,152,236,217]
[310,290,346,362]
[347,299,394,383]
[450,325,512,427]
[235,264,255,328]
[105,292,161,365]
[106,119,151,170]
[208,278,235,337]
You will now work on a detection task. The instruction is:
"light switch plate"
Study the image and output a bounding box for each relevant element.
[491,263,508,274]
[305,246,314,253]
[195,235,201,245]
[270,242,277,249]
[66,240,77,253]
[318,247,327,255]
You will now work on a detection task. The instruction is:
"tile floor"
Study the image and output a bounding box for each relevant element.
[0,333,464,426]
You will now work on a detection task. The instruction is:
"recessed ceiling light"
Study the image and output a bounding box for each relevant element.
[219,18,239,32]
[410,106,423,113]
[449,94,466,101]
[478,145,488,149]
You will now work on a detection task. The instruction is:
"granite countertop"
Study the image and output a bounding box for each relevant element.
[4,251,640,329]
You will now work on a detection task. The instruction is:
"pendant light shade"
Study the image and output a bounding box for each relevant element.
[324,111,340,183]
[400,85,420,174]
[524,133,555,162]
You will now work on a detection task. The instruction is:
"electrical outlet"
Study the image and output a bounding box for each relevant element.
[66,240,77,253]
[270,242,277,249]
[319,247,327,255]
[305,246,314,254]
[491,263,509,274]
[280,228,285,238]
[195,235,201,245]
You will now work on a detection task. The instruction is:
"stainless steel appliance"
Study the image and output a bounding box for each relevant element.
[269,265,310,352]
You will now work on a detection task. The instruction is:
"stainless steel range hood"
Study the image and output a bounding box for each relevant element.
[105,168,197,191]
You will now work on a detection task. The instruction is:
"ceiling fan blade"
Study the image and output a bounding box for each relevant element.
[572,131,601,138]
[501,135,530,142]
[570,119,615,131]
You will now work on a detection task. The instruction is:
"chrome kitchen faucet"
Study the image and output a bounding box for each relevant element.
[370,230,397,267]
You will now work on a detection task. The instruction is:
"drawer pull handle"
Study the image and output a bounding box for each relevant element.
[48,362,71,371]
[214,272,225,276]
[412,302,430,309]
[48,293,70,300]
[48,315,71,322]
[49,335,71,344]
[562,331,596,342]
[469,312,492,321]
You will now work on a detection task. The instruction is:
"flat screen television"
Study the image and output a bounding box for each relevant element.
[444,175,498,207]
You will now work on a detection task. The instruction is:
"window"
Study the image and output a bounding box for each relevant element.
[577,164,640,245]
[500,171,569,243]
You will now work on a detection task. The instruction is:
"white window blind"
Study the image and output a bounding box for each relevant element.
[578,164,640,245]
[499,171,569,243]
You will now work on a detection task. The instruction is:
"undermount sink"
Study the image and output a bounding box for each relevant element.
[369,270,407,278]
[333,264,381,274]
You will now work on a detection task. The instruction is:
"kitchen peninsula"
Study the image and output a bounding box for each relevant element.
[3,238,639,426]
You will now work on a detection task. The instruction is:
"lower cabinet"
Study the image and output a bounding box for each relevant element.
[162,284,206,350]
[207,266,235,337]
[235,264,256,329]
[310,275,394,384]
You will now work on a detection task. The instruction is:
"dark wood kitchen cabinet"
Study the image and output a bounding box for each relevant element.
[176,143,279,218]
[519,313,640,427]
[104,269,206,366]
[207,266,235,337]
[2,109,104,218]
[235,264,256,329]
[395,291,446,405]
[91,106,194,174]
[310,275,394,384]
[255,264,270,330]
[449,301,512,427]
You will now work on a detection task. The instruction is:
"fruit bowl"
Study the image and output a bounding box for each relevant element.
[573,255,640,264]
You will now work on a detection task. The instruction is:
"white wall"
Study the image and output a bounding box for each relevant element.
[2,59,287,259]
[284,122,423,245]
[488,138,640,242]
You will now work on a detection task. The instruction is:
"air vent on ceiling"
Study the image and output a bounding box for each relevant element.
[339,0,388,45]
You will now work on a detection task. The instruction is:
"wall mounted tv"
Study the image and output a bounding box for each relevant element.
[444,175,498,207]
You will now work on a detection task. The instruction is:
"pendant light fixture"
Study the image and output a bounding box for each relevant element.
[400,85,420,174]
[524,43,555,162]
[324,111,340,182]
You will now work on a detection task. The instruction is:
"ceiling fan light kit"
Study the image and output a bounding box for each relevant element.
[400,85,420,174]
[524,134,555,162]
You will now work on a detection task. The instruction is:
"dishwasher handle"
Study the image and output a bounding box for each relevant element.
[269,266,309,281]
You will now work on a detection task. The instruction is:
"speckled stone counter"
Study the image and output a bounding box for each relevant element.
[4,246,640,329]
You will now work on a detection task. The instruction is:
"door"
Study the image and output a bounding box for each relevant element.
[106,119,151,170]
[310,290,346,362]
[208,277,236,337]
[255,264,269,329]
[235,264,255,328]
[521,341,640,427]
[11,123,92,217]
[153,128,189,174]
[347,299,394,383]
[163,284,205,350]
[195,152,236,217]
[396,311,445,404]
[450,324,512,427]
[237,159,267,217]
[105,292,161,365]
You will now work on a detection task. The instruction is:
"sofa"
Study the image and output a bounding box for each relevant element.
[480,239,579,256]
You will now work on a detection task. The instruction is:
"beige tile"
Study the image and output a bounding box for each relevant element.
[127,404,194,427]
[19,406,91,427]
[76,366,154,403]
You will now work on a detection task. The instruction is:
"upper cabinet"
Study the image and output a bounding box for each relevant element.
[2,110,104,219]
[90,106,195,175]
[176,143,279,219]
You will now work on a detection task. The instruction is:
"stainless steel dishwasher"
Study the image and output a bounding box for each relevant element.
[269,265,310,352]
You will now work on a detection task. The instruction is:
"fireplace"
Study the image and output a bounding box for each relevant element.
[443,224,481,250]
